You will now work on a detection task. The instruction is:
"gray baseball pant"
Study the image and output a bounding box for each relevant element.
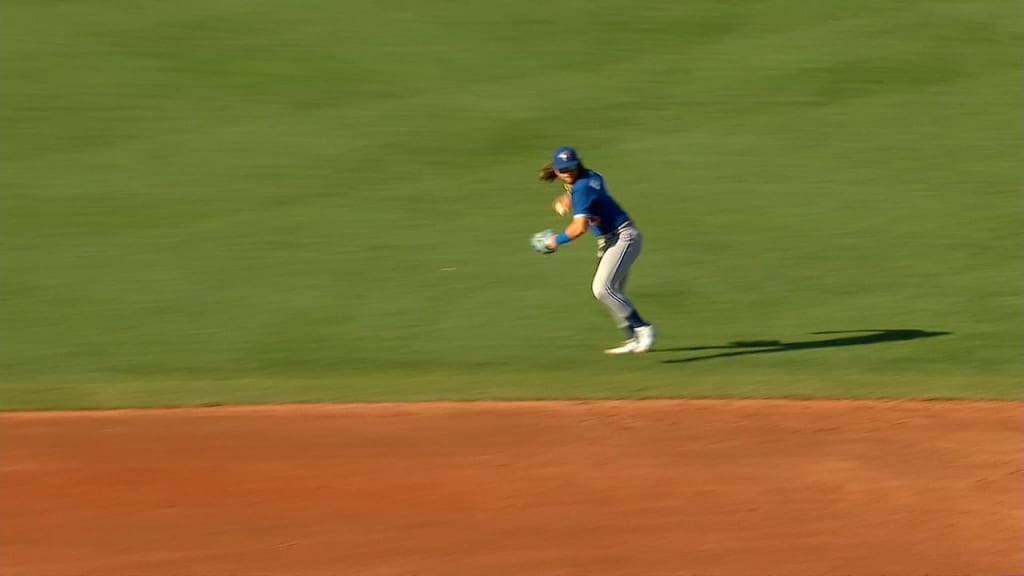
[591,223,645,334]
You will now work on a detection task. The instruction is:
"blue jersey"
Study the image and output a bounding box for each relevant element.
[568,170,632,236]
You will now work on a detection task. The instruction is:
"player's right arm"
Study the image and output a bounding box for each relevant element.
[552,193,570,216]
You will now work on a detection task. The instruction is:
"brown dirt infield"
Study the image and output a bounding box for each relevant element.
[2,399,1021,575]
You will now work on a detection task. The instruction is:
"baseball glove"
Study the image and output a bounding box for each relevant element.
[531,229,556,254]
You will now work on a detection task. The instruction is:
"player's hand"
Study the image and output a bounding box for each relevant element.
[552,194,570,217]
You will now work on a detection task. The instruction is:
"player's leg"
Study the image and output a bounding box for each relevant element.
[601,228,655,352]
[593,236,631,339]
[592,226,654,353]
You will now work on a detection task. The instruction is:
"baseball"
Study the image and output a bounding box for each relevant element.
[552,194,570,216]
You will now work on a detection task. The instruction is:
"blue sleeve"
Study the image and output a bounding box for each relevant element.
[570,181,593,217]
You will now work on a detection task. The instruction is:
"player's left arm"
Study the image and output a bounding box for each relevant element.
[545,215,589,249]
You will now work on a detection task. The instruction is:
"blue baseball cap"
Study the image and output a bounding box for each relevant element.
[552,146,580,170]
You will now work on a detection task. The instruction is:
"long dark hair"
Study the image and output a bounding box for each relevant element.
[538,161,588,182]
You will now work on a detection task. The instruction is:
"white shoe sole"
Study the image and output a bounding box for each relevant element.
[604,340,639,355]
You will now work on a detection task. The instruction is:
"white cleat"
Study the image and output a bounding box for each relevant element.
[633,325,656,353]
[604,338,639,355]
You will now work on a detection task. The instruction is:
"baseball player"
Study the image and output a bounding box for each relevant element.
[532,146,656,354]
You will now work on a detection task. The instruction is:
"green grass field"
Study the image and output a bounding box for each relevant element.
[2,0,1021,409]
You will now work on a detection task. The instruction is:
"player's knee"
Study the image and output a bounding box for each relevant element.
[592,281,614,304]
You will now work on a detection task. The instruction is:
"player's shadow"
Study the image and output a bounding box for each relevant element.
[658,329,950,364]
